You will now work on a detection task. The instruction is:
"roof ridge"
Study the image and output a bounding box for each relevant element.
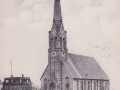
[68,53,94,58]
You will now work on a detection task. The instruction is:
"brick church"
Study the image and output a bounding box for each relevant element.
[40,0,109,90]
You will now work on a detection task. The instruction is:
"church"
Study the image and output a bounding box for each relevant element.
[40,0,109,90]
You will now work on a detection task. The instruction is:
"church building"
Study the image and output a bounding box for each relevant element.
[40,0,109,90]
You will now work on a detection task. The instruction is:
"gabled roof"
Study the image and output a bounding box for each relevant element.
[40,65,48,80]
[65,53,109,80]
[0,81,2,85]
[40,53,109,80]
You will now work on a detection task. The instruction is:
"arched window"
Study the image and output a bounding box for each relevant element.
[60,36,62,48]
[105,82,107,90]
[63,37,66,49]
[99,82,102,90]
[81,81,83,90]
[54,36,57,40]
[44,78,47,90]
[51,37,54,41]
[54,36,57,48]
[60,36,62,41]
[94,82,96,90]
[65,76,69,90]
[87,81,90,90]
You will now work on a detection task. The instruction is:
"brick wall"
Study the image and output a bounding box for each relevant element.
[40,66,50,90]
[40,60,74,90]
[62,61,73,90]
[73,79,109,90]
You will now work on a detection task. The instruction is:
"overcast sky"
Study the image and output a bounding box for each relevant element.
[0,0,120,90]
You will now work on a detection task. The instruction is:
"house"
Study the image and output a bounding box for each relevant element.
[3,74,32,90]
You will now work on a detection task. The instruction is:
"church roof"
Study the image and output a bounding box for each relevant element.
[63,53,109,80]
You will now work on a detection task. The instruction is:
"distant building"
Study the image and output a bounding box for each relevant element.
[3,74,32,90]
[0,80,3,90]
[32,85,40,90]
[40,0,109,90]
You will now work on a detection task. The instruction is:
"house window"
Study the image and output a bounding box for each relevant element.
[44,78,47,90]
[65,76,69,90]
[81,81,83,90]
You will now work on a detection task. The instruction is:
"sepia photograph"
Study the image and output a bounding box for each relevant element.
[0,0,120,90]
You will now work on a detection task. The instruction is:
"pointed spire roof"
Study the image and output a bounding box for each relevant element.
[51,0,64,31]
[53,0,62,20]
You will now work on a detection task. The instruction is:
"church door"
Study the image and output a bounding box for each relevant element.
[50,82,56,90]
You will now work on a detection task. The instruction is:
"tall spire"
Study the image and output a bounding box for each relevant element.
[53,0,62,20]
[52,0,64,31]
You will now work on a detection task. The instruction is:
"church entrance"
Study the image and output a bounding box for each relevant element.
[50,82,56,90]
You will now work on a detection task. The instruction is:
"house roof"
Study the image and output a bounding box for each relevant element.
[65,53,109,80]
[0,81,2,85]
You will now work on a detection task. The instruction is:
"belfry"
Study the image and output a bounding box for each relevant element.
[40,0,109,90]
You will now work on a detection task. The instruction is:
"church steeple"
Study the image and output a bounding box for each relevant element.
[49,0,67,52]
[48,0,67,88]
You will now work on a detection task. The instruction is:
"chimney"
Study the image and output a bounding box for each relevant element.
[22,74,24,77]
[11,75,13,77]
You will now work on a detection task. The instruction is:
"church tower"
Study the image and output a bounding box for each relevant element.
[40,0,109,90]
[48,0,67,89]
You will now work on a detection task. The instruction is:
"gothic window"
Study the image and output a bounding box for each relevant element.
[81,81,83,90]
[50,37,54,49]
[63,37,66,49]
[51,37,54,41]
[60,36,62,48]
[44,78,47,90]
[105,82,107,90]
[59,36,61,40]
[87,81,90,90]
[65,76,69,90]
[94,82,96,90]
[54,36,57,40]
[54,36,57,48]
[99,82,102,90]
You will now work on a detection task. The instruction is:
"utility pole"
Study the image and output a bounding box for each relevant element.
[11,60,12,76]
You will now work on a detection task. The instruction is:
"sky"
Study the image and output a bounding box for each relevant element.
[0,0,120,90]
